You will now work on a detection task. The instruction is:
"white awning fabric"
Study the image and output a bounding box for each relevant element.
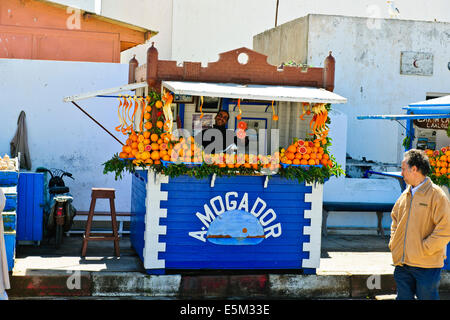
[63,81,148,102]
[408,95,450,107]
[162,81,347,104]
[357,114,450,120]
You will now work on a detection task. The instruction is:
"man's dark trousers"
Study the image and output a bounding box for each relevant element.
[394,265,441,300]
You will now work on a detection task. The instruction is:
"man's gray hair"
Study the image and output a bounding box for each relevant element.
[404,149,431,176]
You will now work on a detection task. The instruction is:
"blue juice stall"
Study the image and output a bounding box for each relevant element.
[130,171,326,274]
[63,45,348,275]
[124,46,348,274]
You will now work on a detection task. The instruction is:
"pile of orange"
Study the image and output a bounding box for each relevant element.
[119,131,173,166]
[118,96,172,166]
[425,147,450,177]
[168,136,203,163]
[280,138,333,167]
[200,153,280,170]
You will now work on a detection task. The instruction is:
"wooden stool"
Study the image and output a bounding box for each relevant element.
[81,188,120,257]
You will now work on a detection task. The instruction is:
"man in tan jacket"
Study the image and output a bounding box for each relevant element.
[389,149,450,300]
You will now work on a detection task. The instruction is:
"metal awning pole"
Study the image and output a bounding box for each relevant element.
[71,101,124,146]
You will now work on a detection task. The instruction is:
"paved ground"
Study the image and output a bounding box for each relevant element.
[319,233,395,275]
[14,233,393,274]
[12,233,396,278]
[14,235,144,274]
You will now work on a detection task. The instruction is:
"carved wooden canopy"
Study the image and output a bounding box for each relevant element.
[129,43,335,92]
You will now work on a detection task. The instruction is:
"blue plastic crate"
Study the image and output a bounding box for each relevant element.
[0,171,19,187]
[3,193,17,212]
[2,212,16,232]
[4,231,16,271]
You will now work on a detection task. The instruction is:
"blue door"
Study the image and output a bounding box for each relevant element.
[16,173,44,242]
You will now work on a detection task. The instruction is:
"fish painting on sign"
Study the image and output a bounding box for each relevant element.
[206,210,265,245]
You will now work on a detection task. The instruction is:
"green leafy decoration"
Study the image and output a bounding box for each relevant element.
[103,156,344,185]
[102,154,137,180]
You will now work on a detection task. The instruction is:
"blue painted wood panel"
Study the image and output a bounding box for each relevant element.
[16,173,44,241]
[130,170,147,262]
[157,175,312,270]
[0,171,18,187]
[3,193,17,212]
[2,212,16,232]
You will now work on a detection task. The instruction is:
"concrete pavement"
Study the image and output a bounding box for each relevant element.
[7,234,450,299]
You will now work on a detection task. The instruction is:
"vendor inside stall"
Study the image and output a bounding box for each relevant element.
[194,109,249,154]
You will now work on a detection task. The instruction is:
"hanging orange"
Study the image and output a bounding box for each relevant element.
[141,151,150,160]
[119,152,128,159]
[123,145,132,154]
[144,112,151,120]
[156,121,164,129]
[145,122,152,130]
[155,101,163,108]
[287,145,297,153]
[150,133,159,142]
[151,143,159,151]
[151,151,160,160]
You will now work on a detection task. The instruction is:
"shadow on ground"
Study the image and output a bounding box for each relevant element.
[321,234,390,258]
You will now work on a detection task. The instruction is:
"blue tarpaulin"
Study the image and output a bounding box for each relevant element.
[357,95,450,150]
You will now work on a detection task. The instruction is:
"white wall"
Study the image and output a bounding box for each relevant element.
[48,0,98,13]
[306,15,450,163]
[108,0,174,63]
[0,59,132,212]
[118,0,450,65]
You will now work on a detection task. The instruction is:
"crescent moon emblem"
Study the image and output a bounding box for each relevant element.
[413,59,419,68]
